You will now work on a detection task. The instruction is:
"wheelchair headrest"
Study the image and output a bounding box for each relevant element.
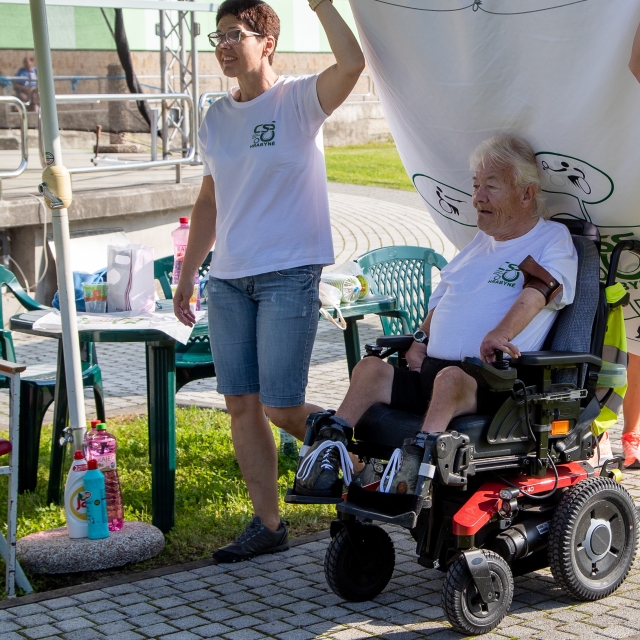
[551,218,601,252]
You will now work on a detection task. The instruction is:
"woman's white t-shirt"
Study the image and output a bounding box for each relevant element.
[427,219,579,361]
[199,74,335,279]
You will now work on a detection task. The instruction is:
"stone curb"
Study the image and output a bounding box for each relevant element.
[0,528,330,608]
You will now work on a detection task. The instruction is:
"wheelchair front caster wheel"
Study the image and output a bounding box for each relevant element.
[548,476,638,601]
[442,550,513,635]
[324,523,395,602]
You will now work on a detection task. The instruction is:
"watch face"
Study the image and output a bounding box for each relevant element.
[414,330,426,343]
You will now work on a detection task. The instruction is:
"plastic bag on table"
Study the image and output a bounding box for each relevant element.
[319,281,347,330]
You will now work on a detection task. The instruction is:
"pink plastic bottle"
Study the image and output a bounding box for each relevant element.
[86,423,124,532]
[171,217,190,285]
[171,217,200,310]
[82,419,102,459]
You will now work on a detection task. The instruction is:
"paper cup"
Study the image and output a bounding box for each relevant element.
[82,283,108,313]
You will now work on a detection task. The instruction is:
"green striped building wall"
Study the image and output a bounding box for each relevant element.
[0,0,357,51]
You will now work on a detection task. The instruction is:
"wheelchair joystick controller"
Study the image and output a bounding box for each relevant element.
[492,349,510,371]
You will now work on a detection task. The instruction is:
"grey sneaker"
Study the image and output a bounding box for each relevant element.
[294,416,353,497]
[380,432,429,495]
[213,517,289,563]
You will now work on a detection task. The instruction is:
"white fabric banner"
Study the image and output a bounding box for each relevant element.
[350,0,640,351]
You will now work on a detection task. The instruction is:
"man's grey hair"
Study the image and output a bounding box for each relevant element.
[470,135,548,219]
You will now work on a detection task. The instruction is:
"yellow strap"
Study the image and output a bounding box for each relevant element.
[605,282,627,305]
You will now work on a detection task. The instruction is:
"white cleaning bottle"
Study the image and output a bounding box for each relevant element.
[65,450,88,539]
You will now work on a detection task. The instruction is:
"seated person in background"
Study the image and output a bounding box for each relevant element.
[13,56,38,111]
[295,134,578,497]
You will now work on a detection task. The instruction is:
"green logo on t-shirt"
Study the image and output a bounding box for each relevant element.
[488,262,521,288]
[251,122,276,148]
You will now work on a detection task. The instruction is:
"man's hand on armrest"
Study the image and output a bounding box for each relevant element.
[480,288,546,363]
[406,342,427,372]
[407,308,435,372]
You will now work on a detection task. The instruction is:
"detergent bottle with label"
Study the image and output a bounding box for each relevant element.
[84,460,110,540]
[64,450,88,539]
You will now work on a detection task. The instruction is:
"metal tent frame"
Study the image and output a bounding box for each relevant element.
[14,0,217,451]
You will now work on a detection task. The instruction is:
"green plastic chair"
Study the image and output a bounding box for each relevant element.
[154,253,215,391]
[357,246,448,335]
[0,266,105,502]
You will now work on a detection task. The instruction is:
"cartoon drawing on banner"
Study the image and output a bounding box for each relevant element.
[371,0,587,15]
[412,175,475,228]
[536,152,614,223]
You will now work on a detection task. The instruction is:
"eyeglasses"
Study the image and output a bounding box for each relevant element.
[208,28,264,48]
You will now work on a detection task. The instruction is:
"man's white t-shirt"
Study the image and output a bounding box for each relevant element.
[427,219,578,361]
[199,75,335,279]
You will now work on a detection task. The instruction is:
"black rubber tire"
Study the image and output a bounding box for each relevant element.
[442,550,514,635]
[324,524,395,602]
[548,476,638,601]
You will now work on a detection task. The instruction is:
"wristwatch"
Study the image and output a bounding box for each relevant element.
[413,329,428,345]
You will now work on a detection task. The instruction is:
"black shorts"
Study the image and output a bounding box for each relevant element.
[390,357,509,417]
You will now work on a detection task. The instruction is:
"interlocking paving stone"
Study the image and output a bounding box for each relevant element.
[189,624,231,638]
[137,624,178,638]
[48,609,93,623]
[148,598,189,610]
[18,615,57,628]
[157,633,201,640]
[88,611,127,625]
[19,624,60,639]
[52,619,94,633]
[119,604,159,618]
[0,623,20,635]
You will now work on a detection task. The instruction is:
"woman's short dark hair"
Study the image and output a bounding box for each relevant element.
[216,0,280,65]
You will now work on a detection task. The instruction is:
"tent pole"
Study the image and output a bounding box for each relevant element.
[29,0,87,451]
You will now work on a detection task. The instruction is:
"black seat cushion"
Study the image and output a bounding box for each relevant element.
[354,403,495,456]
[353,403,533,460]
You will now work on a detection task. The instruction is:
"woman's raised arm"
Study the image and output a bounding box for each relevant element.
[314,0,366,116]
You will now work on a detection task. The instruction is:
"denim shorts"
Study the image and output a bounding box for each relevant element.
[207,265,322,407]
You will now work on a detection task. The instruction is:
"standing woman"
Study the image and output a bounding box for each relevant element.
[174,0,365,561]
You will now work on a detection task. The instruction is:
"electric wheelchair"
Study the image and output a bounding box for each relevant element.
[286,220,640,635]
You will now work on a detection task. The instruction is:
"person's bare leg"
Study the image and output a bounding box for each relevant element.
[226,393,280,531]
[421,367,478,433]
[623,354,640,435]
[335,357,395,426]
[265,402,323,441]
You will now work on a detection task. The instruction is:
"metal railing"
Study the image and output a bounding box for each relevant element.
[0,97,28,199]
[198,74,377,122]
[198,90,227,122]
[1,74,163,94]
[52,92,196,182]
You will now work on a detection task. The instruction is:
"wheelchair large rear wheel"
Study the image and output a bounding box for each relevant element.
[324,523,395,602]
[442,550,513,635]
[548,476,638,601]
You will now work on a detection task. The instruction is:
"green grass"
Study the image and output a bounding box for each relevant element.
[1,408,335,593]
[325,141,414,191]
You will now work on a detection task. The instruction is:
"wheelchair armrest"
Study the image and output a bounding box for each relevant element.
[461,357,517,392]
[512,351,602,368]
[376,334,414,350]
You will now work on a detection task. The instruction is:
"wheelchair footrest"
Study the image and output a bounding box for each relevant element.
[284,489,343,505]
[335,483,430,529]
[337,500,420,529]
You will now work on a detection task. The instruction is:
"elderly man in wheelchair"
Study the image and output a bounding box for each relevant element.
[286,135,640,635]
